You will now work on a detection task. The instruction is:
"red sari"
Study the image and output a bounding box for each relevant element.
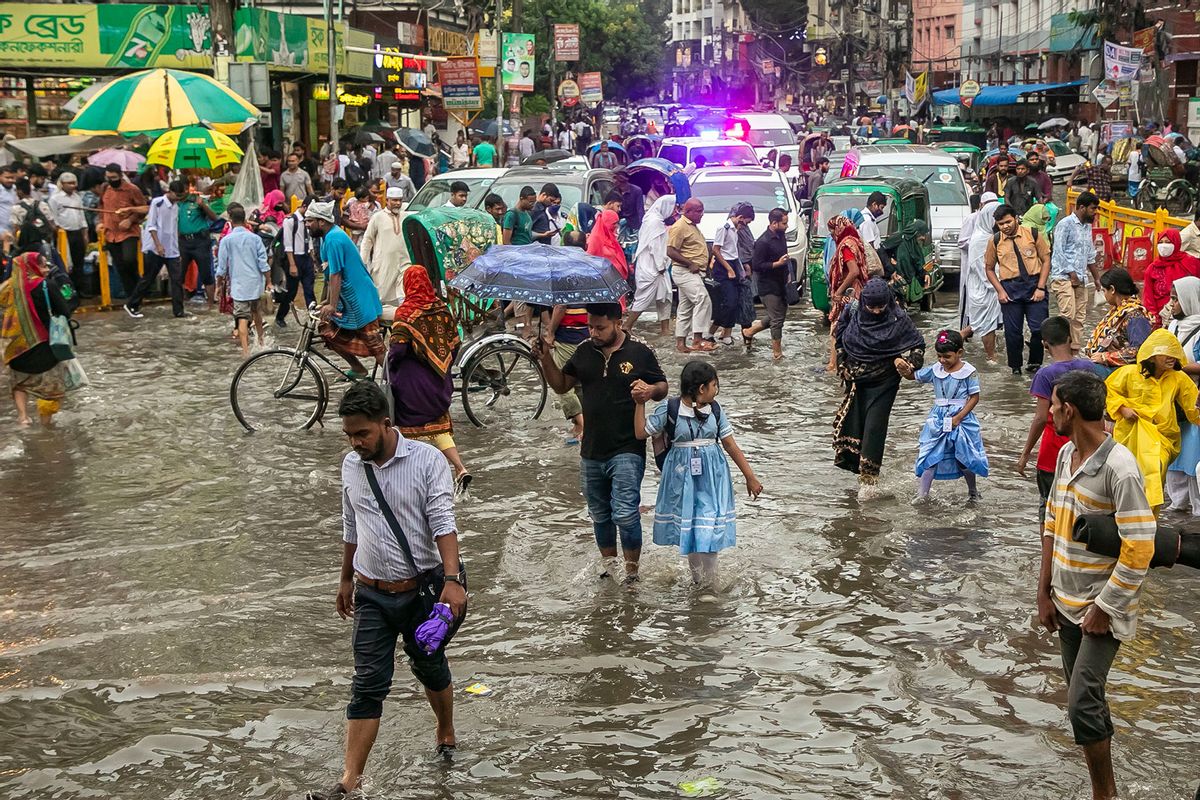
[827,214,868,325]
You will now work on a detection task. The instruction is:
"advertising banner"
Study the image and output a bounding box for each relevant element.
[1103,40,1142,82]
[1091,80,1119,107]
[500,32,535,92]
[553,23,578,61]
[0,2,214,68]
[476,31,497,65]
[235,8,353,75]
[441,55,482,110]
[579,71,603,105]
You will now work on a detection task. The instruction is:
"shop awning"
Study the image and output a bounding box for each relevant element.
[932,78,1088,107]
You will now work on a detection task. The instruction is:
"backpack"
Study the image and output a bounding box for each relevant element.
[652,397,723,471]
[16,200,51,248]
[344,160,367,187]
[992,227,1039,247]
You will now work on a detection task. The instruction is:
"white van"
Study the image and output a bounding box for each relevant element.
[840,145,971,273]
[726,112,798,159]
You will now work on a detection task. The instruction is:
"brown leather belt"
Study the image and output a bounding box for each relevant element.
[355,572,418,593]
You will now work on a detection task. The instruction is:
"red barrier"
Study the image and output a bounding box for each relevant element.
[1124,235,1154,281]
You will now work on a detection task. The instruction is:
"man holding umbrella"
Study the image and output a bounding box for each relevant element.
[536,304,668,583]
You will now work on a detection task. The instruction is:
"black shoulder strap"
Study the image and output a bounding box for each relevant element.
[665,396,682,443]
[361,461,419,574]
[711,400,723,430]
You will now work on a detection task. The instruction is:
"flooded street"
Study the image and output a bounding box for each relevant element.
[1,288,1198,800]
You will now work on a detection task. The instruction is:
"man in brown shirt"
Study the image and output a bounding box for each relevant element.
[665,198,714,353]
[95,163,147,308]
[984,203,1051,374]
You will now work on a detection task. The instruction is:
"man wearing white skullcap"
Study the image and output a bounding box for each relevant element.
[305,200,385,376]
[359,186,408,318]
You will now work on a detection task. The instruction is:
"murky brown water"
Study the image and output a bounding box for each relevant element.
[1,288,1198,800]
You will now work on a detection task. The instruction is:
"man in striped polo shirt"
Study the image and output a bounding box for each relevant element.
[1039,370,1154,800]
[308,382,467,800]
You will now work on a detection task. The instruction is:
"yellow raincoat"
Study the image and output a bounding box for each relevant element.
[1105,328,1200,507]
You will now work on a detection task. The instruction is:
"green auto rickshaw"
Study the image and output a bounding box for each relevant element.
[805,176,944,316]
[932,141,983,173]
[926,124,989,149]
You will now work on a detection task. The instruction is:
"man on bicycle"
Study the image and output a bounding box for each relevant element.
[304,201,385,379]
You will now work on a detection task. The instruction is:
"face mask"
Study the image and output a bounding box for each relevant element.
[1158,243,1176,258]
[108,178,122,187]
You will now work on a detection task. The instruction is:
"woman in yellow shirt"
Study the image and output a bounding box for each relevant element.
[1105,328,1200,509]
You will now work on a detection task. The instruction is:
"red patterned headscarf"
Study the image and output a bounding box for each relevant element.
[391,266,459,377]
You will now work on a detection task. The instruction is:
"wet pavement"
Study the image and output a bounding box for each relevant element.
[1,288,1198,800]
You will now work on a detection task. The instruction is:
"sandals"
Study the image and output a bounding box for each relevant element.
[306,783,350,800]
[454,473,473,496]
[436,743,457,760]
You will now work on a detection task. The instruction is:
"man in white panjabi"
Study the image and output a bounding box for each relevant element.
[359,186,408,321]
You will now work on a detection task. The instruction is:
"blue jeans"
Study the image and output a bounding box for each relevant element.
[580,453,645,553]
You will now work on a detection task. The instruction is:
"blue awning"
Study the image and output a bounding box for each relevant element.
[932,78,1088,107]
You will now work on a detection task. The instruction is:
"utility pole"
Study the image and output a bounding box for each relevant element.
[495,0,504,164]
[326,0,339,148]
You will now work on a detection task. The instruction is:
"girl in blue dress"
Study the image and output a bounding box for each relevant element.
[634,361,762,583]
[901,329,990,501]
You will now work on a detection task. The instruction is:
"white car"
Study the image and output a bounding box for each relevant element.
[657,136,760,170]
[840,145,971,273]
[1043,138,1086,184]
[725,112,797,160]
[687,166,808,277]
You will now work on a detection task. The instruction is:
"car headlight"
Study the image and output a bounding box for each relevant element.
[786,227,799,243]
[940,228,959,242]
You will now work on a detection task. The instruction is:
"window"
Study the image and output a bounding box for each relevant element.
[945,24,954,40]
[703,17,712,34]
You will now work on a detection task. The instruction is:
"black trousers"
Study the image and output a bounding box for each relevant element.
[275,253,316,321]
[179,233,214,289]
[64,229,93,296]
[129,252,184,316]
[106,238,140,299]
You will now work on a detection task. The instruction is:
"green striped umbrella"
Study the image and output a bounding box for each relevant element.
[69,69,257,137]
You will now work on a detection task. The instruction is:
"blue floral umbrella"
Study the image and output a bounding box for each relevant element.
[448,244,629,305]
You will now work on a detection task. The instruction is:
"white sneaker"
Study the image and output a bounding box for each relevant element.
[123,304,144,319]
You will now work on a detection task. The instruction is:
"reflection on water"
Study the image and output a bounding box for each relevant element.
[1,293,1197,799]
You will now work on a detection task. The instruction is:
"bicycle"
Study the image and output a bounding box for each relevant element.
[230,305,549,432]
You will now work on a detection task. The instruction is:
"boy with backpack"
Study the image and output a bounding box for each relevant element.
[984,203,1052,375]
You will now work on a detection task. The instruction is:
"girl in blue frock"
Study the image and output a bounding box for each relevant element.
[901,330,990,501]
[634,361,763,583]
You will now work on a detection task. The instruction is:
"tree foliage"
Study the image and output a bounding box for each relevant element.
[517,0,668,101]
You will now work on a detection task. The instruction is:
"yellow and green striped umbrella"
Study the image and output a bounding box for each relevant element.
[147,126,244,171]
[69,69,257,137]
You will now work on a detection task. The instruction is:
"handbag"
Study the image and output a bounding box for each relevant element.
[361,462,468,626]
[219,290,234,315]
[42,283,74,361]
[784,279,801,306]
[64,358,89,392]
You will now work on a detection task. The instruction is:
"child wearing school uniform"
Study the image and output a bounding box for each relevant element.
[633,361,762,584]
[904,329,990,501]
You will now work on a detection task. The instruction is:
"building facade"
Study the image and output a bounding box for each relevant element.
[911,0,961,88]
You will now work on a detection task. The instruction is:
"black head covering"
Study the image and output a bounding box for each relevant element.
[837,277,926,362]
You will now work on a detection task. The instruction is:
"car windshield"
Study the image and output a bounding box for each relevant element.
[744,128,795,148]
[691,179,791,213]
[691,145,759,167]
[485,177,583,211]
[856,163,967,205]
[811,194,894,236]
[408,177,496,211]
[1049,141,1071,156]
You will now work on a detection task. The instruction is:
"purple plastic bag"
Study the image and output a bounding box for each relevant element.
[415,602,455,654]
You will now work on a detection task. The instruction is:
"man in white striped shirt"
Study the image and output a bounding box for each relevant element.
[309,382,467,800]
[1039,369,1154,800]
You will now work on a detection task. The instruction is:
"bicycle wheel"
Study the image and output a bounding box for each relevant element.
[460,344,548,428]
[230,349,328,432]
[1134,183,1155,212]
[1164,181,1195,216]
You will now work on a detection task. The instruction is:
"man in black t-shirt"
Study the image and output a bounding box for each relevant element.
[536,303,668,583]
[531,182,562,244]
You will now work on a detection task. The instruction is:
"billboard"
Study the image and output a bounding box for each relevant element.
[441,55,482,110]
[579,71,602,105]
[553,23,578,61]
[500,32,534,92]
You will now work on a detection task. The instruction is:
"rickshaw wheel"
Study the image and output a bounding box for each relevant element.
[1164,181,1196,216]
[1134,182,1156,212]
[461,344,548,428]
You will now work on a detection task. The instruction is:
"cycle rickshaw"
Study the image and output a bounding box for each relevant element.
[229,207,549,432]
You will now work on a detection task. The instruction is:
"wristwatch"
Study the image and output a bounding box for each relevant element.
[444,574,464,585]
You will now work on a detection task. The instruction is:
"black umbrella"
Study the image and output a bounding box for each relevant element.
[347,129,385,146]
[397,128,436,158]
[520,148,573,165]
[469,118,515,138]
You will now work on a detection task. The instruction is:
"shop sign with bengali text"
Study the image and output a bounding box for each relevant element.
[959,79,981,108]
[553,23,578,61]
[476,31,497,65]
[441,55,482,110]
[1132,26,1155,55]
[579,71,602,105]
[428,25,468,55]
[501,32,534,92]
[1091,80,1119,108]
[0,2,214,68]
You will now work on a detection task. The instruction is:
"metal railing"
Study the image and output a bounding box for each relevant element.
[1065,187,1190,254]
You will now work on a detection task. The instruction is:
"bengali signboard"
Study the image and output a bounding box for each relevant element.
[1103,40,1142,82]
[1091,80,1119,108]
[579,71,602,105]
[476,30,497,65]
[440,55,481,110]
[557,78,580,106]
[500,32,534,92]
[0,2,214,68]
[553,23,578,61]
[959,79,981,108]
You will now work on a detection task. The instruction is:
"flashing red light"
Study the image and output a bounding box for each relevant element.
[726,120,748,140]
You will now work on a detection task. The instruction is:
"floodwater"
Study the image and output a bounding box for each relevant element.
[1,288,1198,800]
